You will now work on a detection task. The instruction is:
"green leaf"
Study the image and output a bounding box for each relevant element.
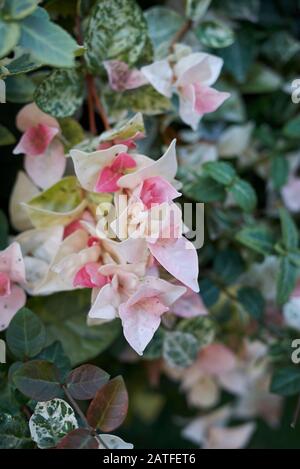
[237,286,265,320]
[145,6,184,53]
[276,257,298,305]
[35,341,71,380]
[87,376,128,432]
[203,161,236,186]
[218,29,257,83]
[66,365,109,400]
[287,250,300,269]
[262,31,300,64]
[184,175,226,202]
[214,0,260,23]
[6,308,46,360]
[20,8,78,68]
[195,20,235,48]
[177,316,216,348]
[56,428,98,449]
[2,0,39,20]
[270,367,300,396]
[104,85,171,116]
[13,360,62,401]
[0,210,8,249]
[240,64,282,94]
[23,176,86,228]
[99,113,144,144]
[279,207,298,250]
[213,249,245,284]
[199,278,220,307]
[29,398,78,449]
[186,0,211,21]
[0,20,20,58]
[58,117,85,152]
[0,414,33,449]
[143,328,165,360]
[34,69,84,118]
[228,178,257,212]
[84,0,150,72]
[5,74,35,103]
[271,155,288,190]
[163,331,198,368]
[28,290,121,366]
[283,115,300,139]
[5,53,41,75]
[236,226,275,255]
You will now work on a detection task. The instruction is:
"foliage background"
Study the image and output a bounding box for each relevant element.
[1,0,300,449]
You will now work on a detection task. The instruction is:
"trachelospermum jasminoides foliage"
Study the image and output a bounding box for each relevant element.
[1,0,300,450]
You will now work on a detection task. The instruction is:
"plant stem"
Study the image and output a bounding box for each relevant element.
[90,77,111,131]
[170,19,193,50]
[63,385,109,449]
[86,75,97,135]
[291,394,300,428]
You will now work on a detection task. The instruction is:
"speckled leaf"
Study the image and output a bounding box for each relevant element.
[0,414,33,449]
[105,86,171,116]
[195,20,235,48]
[34,69,84,118]
[29,399,78,449]
[177,317,216,349]
[99,113,144,144]
[163,331,198,368]
[84,0,150,72]
[23,176,86,228]
[99,434,133,449]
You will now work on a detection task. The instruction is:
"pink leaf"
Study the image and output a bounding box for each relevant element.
[0,272,11,297]
[140,176,180,209]
[73,262,108,289]
[13,124,59,156]
[94,167,120,192]
[148,237,199,292]
[24,139,66,189]
[0,284,26,331]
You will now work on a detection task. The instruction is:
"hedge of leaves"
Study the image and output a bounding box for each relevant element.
[1,0,300,450]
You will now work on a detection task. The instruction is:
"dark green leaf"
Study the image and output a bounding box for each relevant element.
[6,308,46,360]
[199,278,220,307]
[228,178,257,212]
[283,115,300,139]
[13,360,62,400]
[279,207,298,250]
[203,161,236,186]
[0,124,16,146]
[184,176,226,202]
[214,249,245,284]
[35,341,71,379]
[237,286,265,320]
[276,257,298,305]
[0,210,8,249]
[236,226,275,255]
[271,367,300,396]
[271,155,288,190]
[195,20,234,48]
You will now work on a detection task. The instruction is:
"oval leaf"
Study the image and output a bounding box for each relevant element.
[6,307,46,359]
[56,428,98,449]
[87,376,128,432]
[66,364,109,400]
[13,360,62,400]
